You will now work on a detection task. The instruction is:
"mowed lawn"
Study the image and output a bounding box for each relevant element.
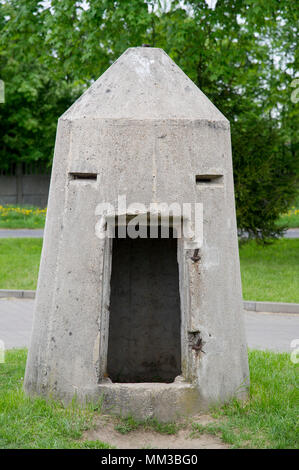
[0,349,297,448]
[0,238,298,303]
[239,239,299,303]
[0,239,42,291]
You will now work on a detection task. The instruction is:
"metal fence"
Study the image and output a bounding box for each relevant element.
[0,162,51,207]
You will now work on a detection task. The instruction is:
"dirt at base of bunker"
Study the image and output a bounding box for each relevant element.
[82,414,229,449]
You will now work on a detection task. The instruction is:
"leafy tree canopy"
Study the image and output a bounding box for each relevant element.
[0,0,298,240]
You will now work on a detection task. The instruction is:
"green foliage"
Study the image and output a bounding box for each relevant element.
[0,0,81,169]
[160,0,299,241]
[0,0,298,239]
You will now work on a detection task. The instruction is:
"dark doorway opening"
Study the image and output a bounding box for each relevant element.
[107,229,181,383]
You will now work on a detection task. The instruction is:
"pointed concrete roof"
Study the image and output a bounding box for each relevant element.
[61,47,227,123]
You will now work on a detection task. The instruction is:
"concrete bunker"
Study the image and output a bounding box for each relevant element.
[24,46,249,421]
[107,227,181,383]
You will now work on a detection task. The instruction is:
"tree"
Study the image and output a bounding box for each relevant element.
[0,0,81,170]
[0,0,298,240]
[156,0,299,240]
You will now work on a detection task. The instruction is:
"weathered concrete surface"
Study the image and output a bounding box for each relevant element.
[98,382,204,422]
[24,47,249,418]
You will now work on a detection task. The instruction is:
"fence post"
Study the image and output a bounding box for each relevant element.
[16,163,23,204]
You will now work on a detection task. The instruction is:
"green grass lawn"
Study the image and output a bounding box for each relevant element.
[239,238,299,303]
[0,205,46,229]
[0,349,297,448]
[0,237,298,303]
[192,350,298,449]
[0,238,42,290]
[0,349,112,449]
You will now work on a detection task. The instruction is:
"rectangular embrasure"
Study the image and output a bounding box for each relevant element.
[195,174,223,184]
[69,172,97,181]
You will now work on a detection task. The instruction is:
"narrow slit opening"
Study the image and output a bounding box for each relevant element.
[69,172,97,181]
[196,174,223,184]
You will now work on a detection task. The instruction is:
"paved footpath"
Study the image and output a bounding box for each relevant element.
[0,229,44,238]
[0,299,298,352]
[0,299,34,349]
[284,228,299,239]
[0,228,298,238]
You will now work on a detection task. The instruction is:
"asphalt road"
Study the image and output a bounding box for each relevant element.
[0,298,298,353]
[0,228,298,238]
